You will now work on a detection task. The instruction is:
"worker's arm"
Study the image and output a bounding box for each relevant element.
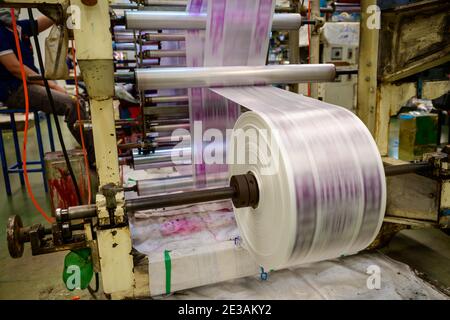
[0,52,65,92]
[37,16,54,33]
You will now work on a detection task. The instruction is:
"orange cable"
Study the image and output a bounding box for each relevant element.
[11,8,54,223]
[70,40,91,205]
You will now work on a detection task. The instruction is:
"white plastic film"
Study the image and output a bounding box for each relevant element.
[213,86,386,269]
[186,0,275,187]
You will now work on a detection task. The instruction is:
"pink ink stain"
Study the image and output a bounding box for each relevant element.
[160,217,203,237]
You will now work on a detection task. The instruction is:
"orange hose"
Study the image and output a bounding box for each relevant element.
[11,9,54,223]
[70,41,91,205]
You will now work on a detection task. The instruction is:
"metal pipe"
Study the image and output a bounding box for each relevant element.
[136,64,336,90]
[126,186,235,212]
[27,72,135,82]
[149,118,190,125]
[144,0,187,5]
[155,134,190,144]
[145,33,185,42]
[144,106,189,118]
[113,32,136,42]
[114,42,139,51]
[150,123,190,132]
[336,68,358,76]
[125,11,302,31]
[67,205,97,220]
[384,162,432,176]
[75,119,140,129]
[133,147,191,168]
[136,175,193,196]
[147,64,187,68]
[127,173,259,211]
[143,49,186,58]
[110,3,140,10]
[145,95,188,104]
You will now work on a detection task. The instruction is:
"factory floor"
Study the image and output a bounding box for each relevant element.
[0,117,449,300]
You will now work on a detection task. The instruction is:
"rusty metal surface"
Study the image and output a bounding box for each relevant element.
[367,222,409,250]
[378,0,450,82]
[7,215,24,258]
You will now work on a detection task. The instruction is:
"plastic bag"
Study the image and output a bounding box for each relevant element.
[44,25,69,80]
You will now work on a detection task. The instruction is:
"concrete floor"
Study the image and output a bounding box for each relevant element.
[0,116,449,299]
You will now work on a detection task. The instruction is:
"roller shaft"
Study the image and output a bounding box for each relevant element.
[143,49,186,58]
[126,187,234,212]
[144,106,189,118]
[144,0,187,5]
[133,147,191,167]
[150,123,190,132]
[145,33,185,42]
[384,162,432,176]
[145,95,188,104]
[136,64,336,90]
[127,173,258,212]
[136,175,193,196]
[125,11,302,31]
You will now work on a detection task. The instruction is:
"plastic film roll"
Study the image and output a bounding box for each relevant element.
[215,86,386,269]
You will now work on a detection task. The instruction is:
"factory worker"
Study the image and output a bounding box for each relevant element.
[0,8,95,167]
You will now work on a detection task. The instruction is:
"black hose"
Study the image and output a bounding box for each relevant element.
[27,9,82,204]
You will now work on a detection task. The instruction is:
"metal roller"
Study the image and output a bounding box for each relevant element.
[144,106,189,118]
[125,11,302,31]
[136,175,193,196]
[144,0,187,5]
[145,95,188,104]
[136,64,336,90]
[150,123,190,132]
[132,147,191,169]
[147,64,187,68]
[145,33,185,42]
[143,49,186,58]
[113,42,138,51]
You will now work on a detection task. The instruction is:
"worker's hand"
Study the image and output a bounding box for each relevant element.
[50,83,66,94]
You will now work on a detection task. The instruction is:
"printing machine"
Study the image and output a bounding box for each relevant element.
[2,0,449,298]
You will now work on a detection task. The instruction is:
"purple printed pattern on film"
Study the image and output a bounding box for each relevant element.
[186,0,276,187]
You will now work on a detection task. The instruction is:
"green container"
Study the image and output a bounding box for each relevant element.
[398,112,438,161]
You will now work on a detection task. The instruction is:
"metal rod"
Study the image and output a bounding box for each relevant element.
[147,64,187,68]
[110,3,140,10]
[114,42,139,51]
[144,106,189,117]
[125,11,302,31]
[149,118,190,125]
[132,147,191,168]
[143,49,186,58]
[67,205,97,220]
[150,123,190,132]
[136,64,336,90]
[384,162,432,176]
[336,68,358,76]
[125,186,235,212]
[118,134,188,150]
[27,72,135,82]
[145,95,188,104]
[136,175,193,196]
[143,0,187,6]
[75,119,140,129]
[145,33,185,41]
